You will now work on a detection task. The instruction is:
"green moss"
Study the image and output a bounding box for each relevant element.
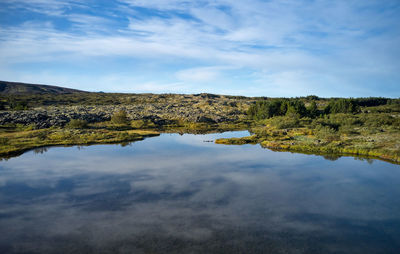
[0,125,160,157]
[215,135,258,145]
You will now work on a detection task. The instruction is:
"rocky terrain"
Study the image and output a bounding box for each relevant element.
[0,93,251,128]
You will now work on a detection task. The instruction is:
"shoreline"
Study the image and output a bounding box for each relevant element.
[0,123,247,160]
[1,123,399,165]
[215,134,400,165]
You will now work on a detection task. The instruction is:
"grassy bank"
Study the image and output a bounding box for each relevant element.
[216,132,400,164]
[1,113,399,164]
[0,120,249,159]
[0,124,160,159]
[215,112,400,164]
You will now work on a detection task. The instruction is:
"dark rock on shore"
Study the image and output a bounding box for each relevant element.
[0,100,248,128]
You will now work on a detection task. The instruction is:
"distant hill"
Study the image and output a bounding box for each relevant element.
[0,81,87,94]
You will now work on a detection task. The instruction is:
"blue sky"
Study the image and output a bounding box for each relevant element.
[0,0,399,97]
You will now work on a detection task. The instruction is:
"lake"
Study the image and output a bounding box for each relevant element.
[0,131,399,253]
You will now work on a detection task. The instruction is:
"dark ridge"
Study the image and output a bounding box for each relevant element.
[0,80,88,94]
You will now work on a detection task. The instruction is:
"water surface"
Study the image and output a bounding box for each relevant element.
[0,131,399,253]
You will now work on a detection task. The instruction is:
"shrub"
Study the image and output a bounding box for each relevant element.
[66,119,88,129]
[361,113,395,127]
[0,137,8,145]
[267,116,301,129]
[111,110,129,125]
[36,130,49,140]
[131,120,146,129]
[131,119,156,129]
[315,125,340,142]
[117,131,130,140]
[8,98,28,110]
[23,124,36,131]
[338,125,360,135]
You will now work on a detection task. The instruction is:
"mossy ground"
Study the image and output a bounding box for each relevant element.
[215,116,400,164]
[0,123,160,158]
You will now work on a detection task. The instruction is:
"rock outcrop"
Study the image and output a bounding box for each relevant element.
[0,94,250,128]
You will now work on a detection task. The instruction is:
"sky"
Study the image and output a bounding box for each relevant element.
[0,0,399,97]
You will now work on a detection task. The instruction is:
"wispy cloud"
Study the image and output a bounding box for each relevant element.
[176,66,230,82]
[0,0,399,96]
[0,0,83,16]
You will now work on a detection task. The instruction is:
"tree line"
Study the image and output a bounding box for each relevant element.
[247,97,399,120]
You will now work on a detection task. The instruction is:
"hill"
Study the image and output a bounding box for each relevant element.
[0,80,86,94]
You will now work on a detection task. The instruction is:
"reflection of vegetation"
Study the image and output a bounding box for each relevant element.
[34,147,48,154]
[323,154,341,161]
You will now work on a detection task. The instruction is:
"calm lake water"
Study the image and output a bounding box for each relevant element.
[0,131,399,254]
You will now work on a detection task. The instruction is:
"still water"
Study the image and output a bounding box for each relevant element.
[0,131,399,253]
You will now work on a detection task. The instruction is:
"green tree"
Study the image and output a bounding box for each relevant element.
[307,101,318,118]
[325,99,358,114]
[247,99,307,119]
[288,100,307,117]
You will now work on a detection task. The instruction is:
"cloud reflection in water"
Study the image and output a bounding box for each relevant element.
[0,131,400,253]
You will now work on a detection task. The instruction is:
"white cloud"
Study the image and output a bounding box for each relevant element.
[117,81,187,93]
[66,14,115,32]
[0,0,399,96]
[119,0,192,10]
[175,66,228,82]
[1,0,83,16]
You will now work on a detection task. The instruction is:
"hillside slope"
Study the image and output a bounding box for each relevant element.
[0,80,86,94]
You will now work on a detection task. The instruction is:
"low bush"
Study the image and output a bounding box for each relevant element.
[266,116,302,129]
[131,119,156,129]
[315,125,340,142]
[66,119,88,129]
[111,110,129,125]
